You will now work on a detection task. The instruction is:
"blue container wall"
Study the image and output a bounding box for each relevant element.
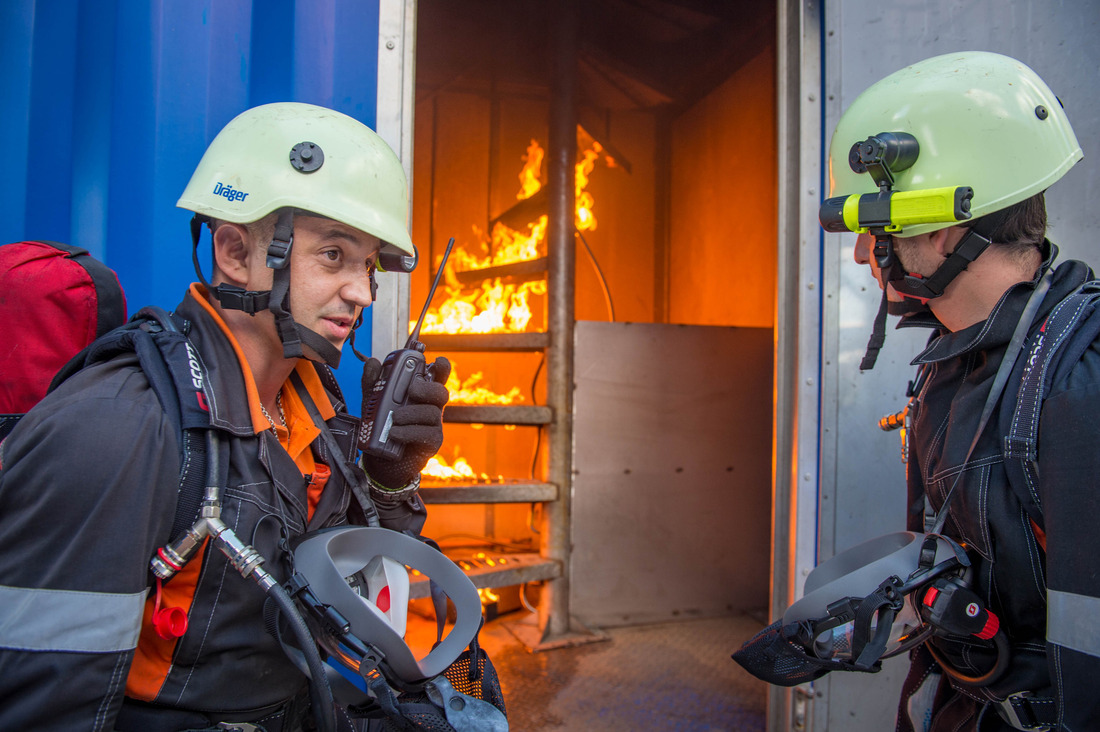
[1,0,383,408]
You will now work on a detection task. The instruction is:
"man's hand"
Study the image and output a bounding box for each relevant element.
[359,355,451,490]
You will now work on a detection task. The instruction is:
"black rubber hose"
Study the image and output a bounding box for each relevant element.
[266,581,338,732]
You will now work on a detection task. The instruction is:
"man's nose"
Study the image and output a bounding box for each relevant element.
[854,233,873,265]
[343,275,374,309]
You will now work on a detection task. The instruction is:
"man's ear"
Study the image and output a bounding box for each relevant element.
[932,226,968,258]
[211,223,252,286]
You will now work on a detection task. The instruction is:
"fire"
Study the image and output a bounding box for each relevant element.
[419,272,547,334]
[422,453,478,482]
[422,139,601,334]
[517,139,544,200]
[575,140,602,232]
[453,215,547,273]
[446,364,524,405]
[421,449,503,483]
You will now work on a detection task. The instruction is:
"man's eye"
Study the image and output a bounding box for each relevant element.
[323,250,341,262]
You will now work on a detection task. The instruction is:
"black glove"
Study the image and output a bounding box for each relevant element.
[359,355,451,490]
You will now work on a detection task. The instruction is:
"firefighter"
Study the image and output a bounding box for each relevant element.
[827,51,1097,730]
[0,102,449,731]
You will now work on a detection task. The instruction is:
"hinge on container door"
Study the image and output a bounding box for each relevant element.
[793,685,813,731]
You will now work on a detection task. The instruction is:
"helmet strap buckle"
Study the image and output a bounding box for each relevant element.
[266,209,295,270]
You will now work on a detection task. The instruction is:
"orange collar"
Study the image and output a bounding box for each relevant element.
[187,283,336,438]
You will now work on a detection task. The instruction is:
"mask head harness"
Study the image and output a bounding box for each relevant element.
[732,532,1010,688]
[271,526,508,730]
[188,139,418,369]
[819,131,1001,369]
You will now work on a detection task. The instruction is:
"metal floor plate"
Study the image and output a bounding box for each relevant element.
[475,612,769,731]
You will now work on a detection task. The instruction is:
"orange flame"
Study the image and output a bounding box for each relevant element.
[423,138,601,334]
[517,139,544,200]
[446,364,524,405]
[421,449,502,484]
[420,269,547,334]
[575,141,602,232]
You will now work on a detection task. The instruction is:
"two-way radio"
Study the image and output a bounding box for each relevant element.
[359,236,455,460]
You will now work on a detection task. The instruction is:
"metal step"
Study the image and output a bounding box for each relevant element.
[421,332,549,351]
[443,404,552,425]
[408,551,561,599]
[453,257,548,285]
[490,188,548,231]
[419,481,558,504]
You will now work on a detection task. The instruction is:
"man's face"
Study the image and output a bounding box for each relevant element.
[281,215,381,354]
[853,231,938,303]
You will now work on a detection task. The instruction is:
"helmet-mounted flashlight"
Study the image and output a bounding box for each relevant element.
[819,131,974,235]
[819,186,974,234]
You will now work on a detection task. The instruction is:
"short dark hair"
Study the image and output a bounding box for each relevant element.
[985,192,1047,255]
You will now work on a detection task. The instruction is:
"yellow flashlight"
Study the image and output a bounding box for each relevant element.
[819,186,974,234]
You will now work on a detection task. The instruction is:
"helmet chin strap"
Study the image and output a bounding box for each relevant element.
[859,210,1009,370]
[264,209,344,368]
[189,210,346,369]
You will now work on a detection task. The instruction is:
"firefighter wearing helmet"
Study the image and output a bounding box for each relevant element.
[0,103,463,731]
[734,52,1099,730]
[826,52,1095,731]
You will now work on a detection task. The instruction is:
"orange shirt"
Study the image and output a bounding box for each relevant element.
[188,283,334,515]
[127,285,336,700]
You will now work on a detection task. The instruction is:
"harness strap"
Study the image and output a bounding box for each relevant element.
[1005,281,1100,464]
[848,579,902,670]
[47,306,219,547]
[926,269,1053,535]
[289,372,380,528]
[996,690,1058,731]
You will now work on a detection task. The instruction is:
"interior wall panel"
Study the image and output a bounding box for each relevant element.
[571,322,773,626]
[669,44,778,328]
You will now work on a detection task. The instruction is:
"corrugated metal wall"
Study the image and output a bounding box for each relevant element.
[1,0,383,404]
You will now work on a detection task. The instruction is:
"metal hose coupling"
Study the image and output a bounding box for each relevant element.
[207,516,277,592]
[151,521,210,579]
[149,430,276,592]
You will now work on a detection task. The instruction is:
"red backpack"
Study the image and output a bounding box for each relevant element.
[0,240,127,439]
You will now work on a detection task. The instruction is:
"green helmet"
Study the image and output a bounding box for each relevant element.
[178,101,414,257]
[827,51,1082,238]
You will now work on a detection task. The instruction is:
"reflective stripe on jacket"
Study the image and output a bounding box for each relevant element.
[0,290,364,731]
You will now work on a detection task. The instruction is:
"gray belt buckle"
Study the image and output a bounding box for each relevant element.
[217,724,261,732]
[997,691,1051,732]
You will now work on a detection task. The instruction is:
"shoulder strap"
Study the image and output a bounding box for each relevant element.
[289,371,380,528]
[50,305,220,545]
[1004,281,1100,533]
[1005,281,1100,461]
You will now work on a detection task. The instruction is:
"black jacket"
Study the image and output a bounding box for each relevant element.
[896,243,1100,730]
[0,291,367,731]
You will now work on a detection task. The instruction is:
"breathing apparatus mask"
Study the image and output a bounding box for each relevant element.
[820,51,1082,369]
[177,102,419,369]
[271,526,508,731]
[732,532,1009,688]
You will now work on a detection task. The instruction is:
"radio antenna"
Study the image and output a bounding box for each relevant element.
[405,236,455,349]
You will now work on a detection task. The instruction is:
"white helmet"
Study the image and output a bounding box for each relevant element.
[179,102,414,257]
[824,51,1081,238]
[178,103,417,367]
